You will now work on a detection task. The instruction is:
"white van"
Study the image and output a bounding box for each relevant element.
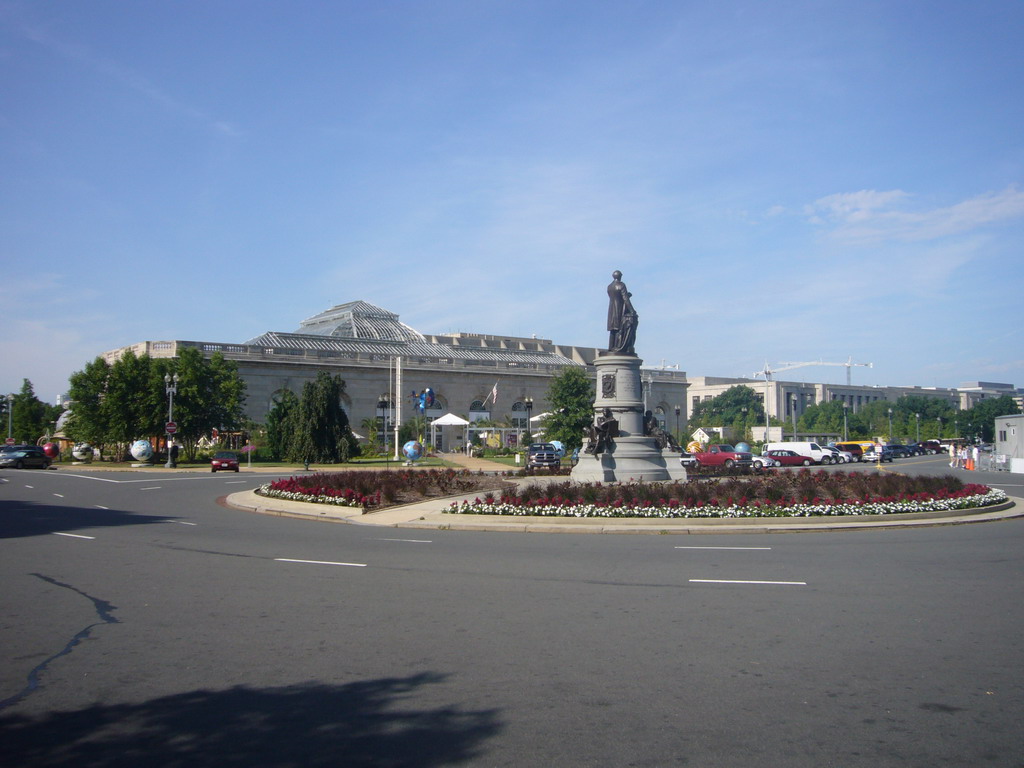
[764,442,831,465]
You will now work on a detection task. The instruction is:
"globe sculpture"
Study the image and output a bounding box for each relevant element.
[72,443,93,462]
[42,442,60,459]
[735,441,751,453]
[402,440,424,462]
[130,439,154,463]
[686,440,704,454]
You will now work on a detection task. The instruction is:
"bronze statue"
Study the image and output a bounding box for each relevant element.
[584,408,619,455]
[606,270,638,355]
[643,410,679,451]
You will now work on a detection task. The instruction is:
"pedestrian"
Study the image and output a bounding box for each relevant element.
[948,442,956,468]
[170,443,179,468]
[971,444,980,471]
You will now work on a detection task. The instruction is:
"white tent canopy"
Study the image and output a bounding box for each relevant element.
[431,412,470,426]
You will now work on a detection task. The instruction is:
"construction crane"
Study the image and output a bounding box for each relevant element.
[774,356,873,386]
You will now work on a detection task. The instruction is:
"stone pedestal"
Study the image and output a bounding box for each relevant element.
[570,355,688,483]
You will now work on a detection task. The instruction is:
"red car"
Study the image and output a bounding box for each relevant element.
[765,449,814,467]
[211,451,240,472]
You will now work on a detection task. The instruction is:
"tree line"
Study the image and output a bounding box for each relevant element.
[65,347,246,461]
[688,385,1020,443]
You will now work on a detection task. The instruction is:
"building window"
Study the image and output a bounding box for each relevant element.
[511,401,527,429]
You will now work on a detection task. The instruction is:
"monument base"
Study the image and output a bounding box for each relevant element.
[569,354,687,484]
[571,438,688,483]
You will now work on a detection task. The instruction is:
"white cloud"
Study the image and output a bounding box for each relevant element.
[807,186,1024,243]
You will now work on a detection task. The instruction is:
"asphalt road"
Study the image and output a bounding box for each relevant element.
[1,458,1022,767]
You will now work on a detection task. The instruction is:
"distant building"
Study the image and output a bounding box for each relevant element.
[102,300,688,447]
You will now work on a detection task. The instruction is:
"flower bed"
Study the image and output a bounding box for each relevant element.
[444,470,1008,519]
[256,468,508,510]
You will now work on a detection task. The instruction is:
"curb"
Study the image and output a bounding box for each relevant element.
[225,489,1023,535]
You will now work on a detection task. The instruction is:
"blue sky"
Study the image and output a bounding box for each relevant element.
[2,1,1023,403]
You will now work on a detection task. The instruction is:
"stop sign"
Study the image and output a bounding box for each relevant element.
[166,422,178,434]
[5,437,14,445]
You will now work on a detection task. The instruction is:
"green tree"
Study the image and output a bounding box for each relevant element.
[10,379,51,444]
[540,366,594,451]
[958,395,1020,442]
[690,386,766,431]
[103,350,158,459]
[288,372,359,465]
[66,357,113,451]
[166,348,248,461]
[265,390,300,461]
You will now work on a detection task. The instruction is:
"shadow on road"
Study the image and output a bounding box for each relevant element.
[0,674,502,767]
[0,500,174,539]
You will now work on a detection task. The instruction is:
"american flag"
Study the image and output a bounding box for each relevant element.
[490,381,498,405]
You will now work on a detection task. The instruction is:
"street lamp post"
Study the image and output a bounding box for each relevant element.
[741,406,748,443]
[524,397,533,443]
[955,419,959,438]
[937,416,942,439]
[164,373,178,469]
[915,413,920,444]
[887,407,893,442]
[790,394,798,440]
[842,401,849,441]
[6,393,13,441]
[674,405,680,445]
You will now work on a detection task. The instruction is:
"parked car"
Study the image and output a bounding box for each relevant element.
[690,444,753,468]
[821,445,854,464]
[0,446,52,469]
[834,442,865,462]
[751,453,780,470]
[919,440,943,455]
[527,443,561,469]
[211,451,240,472]
[904,442,926,456]
[862,446,895,463]
[887,444,911,458]
[764,449,815,467]
[764,441,832,464]
[679,451,699,468]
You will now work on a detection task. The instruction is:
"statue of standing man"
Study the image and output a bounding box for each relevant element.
[606,270,638,356]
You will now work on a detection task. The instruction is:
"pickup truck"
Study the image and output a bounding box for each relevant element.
[691,444,753,468]
[527,443,561,469]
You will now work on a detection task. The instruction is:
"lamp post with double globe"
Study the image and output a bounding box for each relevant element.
[915,413,920,444]
[843,401,849,441]
[164,373,178,469]
[887,407,893,442]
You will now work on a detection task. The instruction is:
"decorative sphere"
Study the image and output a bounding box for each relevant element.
[42,442,60,459]
[735,441,751,453]
[130,439,154,462]
[72,443,93,461]
[686,440,704,453]
[402,440,423,461]
[549,440,566,458]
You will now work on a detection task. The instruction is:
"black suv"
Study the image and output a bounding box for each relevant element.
[527,443,561,469]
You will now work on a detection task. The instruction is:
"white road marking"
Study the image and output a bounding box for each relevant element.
[690,579,806,586]
[53,493,64,498]
[171,521,198,526]
[95,505,109,510]
[674,546,770,550]
[53,532,95,540]
[372,538,432,543]
[224,480,248,484]
[275,558,367,568]
[24,485,33,489]
[140,487,161,491]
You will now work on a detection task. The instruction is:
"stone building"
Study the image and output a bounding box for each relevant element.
[103,300,690,446]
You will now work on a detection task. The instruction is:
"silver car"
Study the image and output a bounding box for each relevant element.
[822,445,854,464]
[751,453,780,470]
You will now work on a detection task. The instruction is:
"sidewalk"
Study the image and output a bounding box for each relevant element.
[225,487,1023,535]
